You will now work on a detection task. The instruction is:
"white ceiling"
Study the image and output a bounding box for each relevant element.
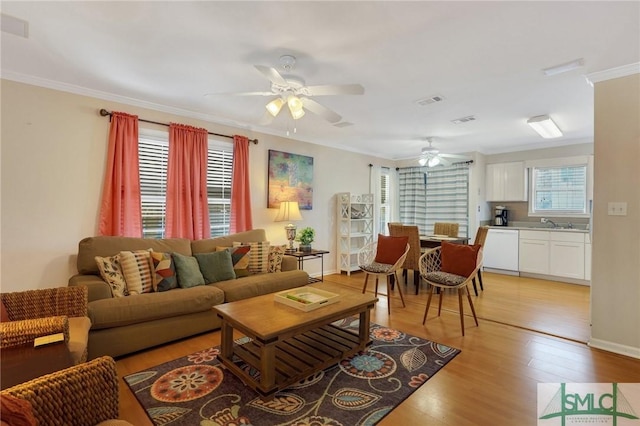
[2,1,639,160]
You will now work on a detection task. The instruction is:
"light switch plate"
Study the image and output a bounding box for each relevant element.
[607,202,627,216]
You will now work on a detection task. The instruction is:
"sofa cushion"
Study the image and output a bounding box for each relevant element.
[119,250,154,294]
[211,270,309,302]
[217,246,251,277]
[149,251,177,292]
[77,236,192,275]
[172,252,205,288]
[87,285,224,329]
[268,245,287,273]
[233,241,270,274]
[95,255,128,297]
[190,229,267,254]
[194,251,236,283]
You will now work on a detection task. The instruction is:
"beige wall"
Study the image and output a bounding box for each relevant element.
[0,80,391,292]
[590,72,640,358]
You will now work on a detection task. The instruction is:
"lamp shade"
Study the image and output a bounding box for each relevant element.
[266,98,285,117]
[274,201,303,222]
[527,115,563,139]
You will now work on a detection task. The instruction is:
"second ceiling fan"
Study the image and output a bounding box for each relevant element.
[211,55,364,124]
[418,138,469,167]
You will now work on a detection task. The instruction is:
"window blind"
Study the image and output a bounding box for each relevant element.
[424,164,469,237]
[398,167,428,234]
[532,165,586,213]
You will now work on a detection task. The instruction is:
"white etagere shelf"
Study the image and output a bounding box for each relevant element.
[336,192,374,275]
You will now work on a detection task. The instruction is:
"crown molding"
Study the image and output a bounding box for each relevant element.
[586,62,640,85]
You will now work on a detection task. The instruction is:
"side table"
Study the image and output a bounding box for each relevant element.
[285,249,330,283]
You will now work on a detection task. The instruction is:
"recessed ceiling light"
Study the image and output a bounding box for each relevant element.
[542,58,584,76]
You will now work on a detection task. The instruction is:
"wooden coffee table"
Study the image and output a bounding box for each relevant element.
[213,282,378,400]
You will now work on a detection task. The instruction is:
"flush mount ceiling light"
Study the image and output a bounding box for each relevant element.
[542,58,584,76]
[527,115,563,139]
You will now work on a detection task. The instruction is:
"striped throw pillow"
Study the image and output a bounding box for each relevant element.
[119,250,154,294]
[233,241,270,274]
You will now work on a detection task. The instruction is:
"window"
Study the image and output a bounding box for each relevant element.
[138,132,233,238]
[531,165,587,215]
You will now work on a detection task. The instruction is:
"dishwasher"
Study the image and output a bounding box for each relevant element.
[483,228,519,274]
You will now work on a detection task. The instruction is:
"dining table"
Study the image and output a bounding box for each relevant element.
[420,235,470,249]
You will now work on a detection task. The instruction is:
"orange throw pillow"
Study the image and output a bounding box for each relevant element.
[440,241,481,277]
[0,394,37,426]
[374,234,409,265]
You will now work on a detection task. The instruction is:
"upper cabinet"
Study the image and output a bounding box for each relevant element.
[486,161,528,201]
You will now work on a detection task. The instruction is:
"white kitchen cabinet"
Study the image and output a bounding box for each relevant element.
[549,232,585,280]
[519,230,550,274]
[336,192,374,275]
[486,162,528,201]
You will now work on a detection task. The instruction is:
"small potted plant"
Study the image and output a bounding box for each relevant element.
[296,227,315,252]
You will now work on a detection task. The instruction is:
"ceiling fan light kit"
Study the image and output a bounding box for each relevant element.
[266,98,285,116]
[527,115,563,138]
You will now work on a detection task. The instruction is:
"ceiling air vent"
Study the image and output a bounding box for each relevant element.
[334,122,353,128]
[451,115,476,124]
[415,95,445,106]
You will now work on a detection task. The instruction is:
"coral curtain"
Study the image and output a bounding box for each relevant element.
[98,112,142,237]
[165,123,210,240]
[230,135,253,233]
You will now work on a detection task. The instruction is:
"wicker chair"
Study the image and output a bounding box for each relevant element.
[471,226,490,295]
[419,245,482,336]
[1,356,133,426]
[388,223,423,294]
[0,286,90,364]
[358,240,410,315]
[433,222,459,237]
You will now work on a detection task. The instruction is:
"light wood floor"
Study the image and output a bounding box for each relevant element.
[116,271,640,425]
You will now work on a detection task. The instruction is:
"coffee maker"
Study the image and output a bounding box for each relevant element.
[494,206,508,226]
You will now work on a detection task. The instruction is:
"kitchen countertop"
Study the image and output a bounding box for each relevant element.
[488,225,588,233]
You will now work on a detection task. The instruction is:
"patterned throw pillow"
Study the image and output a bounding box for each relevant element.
[233,241,270,274]
[268,244,287,273]
[119,250,154,295]
[95,254,128,297]
[216,246,251,278]
[149,250,177,292]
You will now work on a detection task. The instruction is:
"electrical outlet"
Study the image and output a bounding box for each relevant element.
[607,202,628,216]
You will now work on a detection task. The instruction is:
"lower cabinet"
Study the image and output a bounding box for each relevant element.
[519,230,586,281]
[519,231,550,274]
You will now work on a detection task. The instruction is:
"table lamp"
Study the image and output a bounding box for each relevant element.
[274,201,303,250]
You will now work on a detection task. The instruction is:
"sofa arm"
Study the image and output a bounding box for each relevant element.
[281,255,298,271]
[1,356,121,426]
[69,274,113,302]
[0,316,70,348]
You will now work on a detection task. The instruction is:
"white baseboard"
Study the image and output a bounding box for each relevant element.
[483,267,519,277]
[588,338,640,359]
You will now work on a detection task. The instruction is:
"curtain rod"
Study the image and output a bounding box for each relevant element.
[99,109,258,144]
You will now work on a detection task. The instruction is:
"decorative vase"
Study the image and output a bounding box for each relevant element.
[299,244,312,252]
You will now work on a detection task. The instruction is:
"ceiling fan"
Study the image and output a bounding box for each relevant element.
[207,55,364,124]
[418,138,469,167]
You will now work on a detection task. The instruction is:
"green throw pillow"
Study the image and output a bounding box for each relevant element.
[194,251,236,283]
[172,252,205,288]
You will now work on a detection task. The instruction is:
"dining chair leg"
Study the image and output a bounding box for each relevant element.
[395,272,406,308]
[478,269,484,291]
[362,273,369,294]
[472,277,479,296]
[386,275,391,315]
[374,277,379,298]
[413,271,420,295]
[437,288,444,316]
[423,286,436,324]
[465,285,479,326]
[458,288,465,336]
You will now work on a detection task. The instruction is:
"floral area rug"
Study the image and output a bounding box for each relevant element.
[124,318,460,426]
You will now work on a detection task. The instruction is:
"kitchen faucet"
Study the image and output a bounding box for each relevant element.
[541,218,557,228]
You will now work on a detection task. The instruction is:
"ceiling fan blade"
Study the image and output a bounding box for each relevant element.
[305,84,365,96]
[254,65,288,86]
[204,91,274,97]
[301,98,342,123]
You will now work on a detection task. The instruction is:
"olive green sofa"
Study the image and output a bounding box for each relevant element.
[68,229,309,359]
